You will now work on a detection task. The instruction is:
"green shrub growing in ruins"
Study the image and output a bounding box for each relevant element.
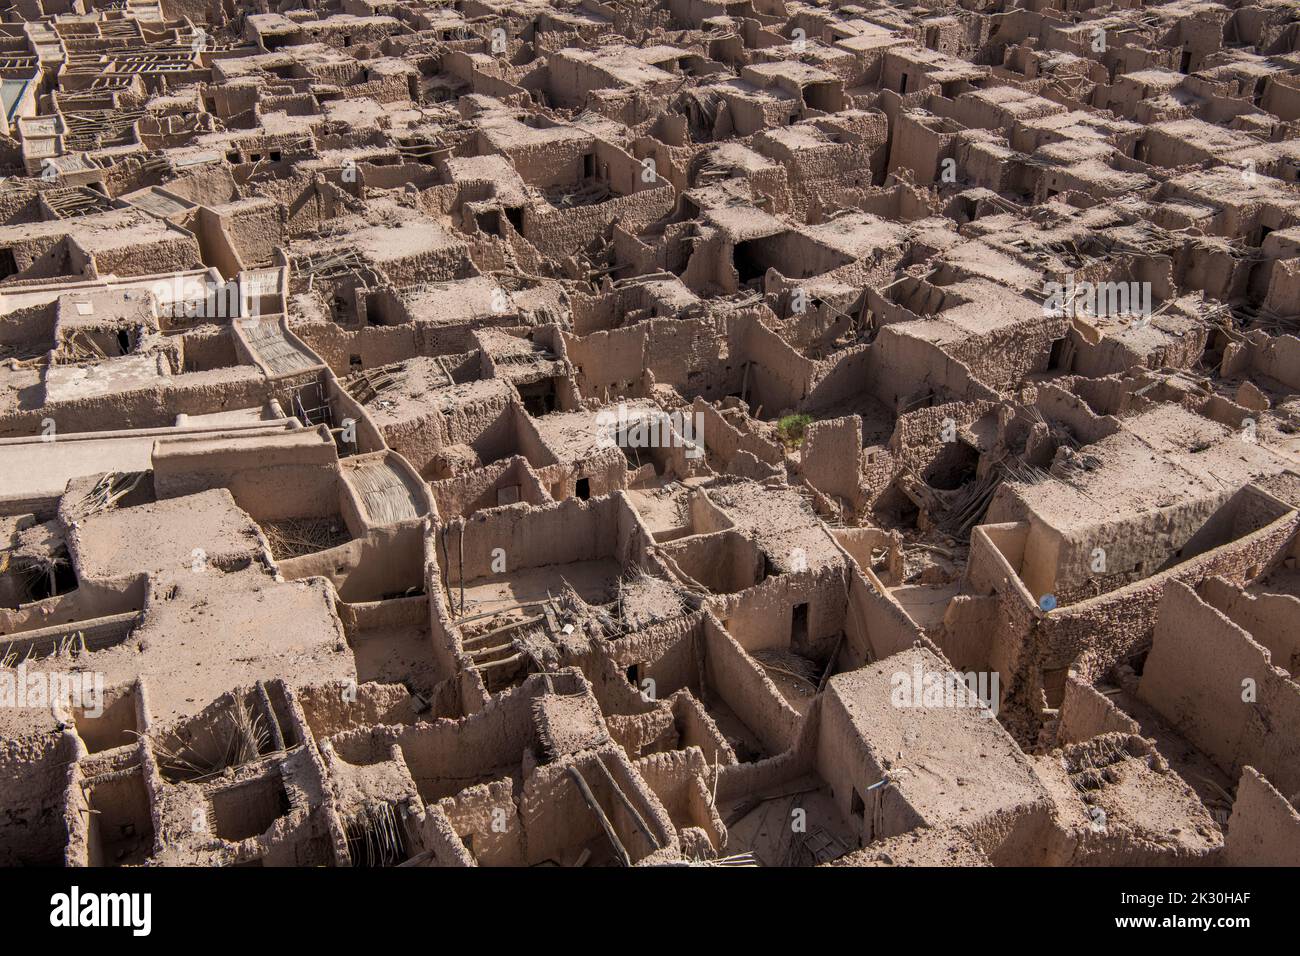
[778,413,814,448]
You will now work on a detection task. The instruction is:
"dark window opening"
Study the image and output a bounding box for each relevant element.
[1130,649,1149,677]
[732,239,768,285]
[898,73,908,94]
[575,477,591,500]
[504,206,524,232]
[626,663,640,686]
[349,354,363,371]
[1179,50,1192,74]
[116,330,131,355]
[476,209,501,236]
[791,602,809,645]
[1048,335,1068,371]
[583,152,595,179]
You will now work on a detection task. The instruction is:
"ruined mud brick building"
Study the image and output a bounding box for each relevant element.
[1,0,1299,870]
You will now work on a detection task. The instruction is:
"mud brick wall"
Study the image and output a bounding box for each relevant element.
[86,235,205,280]
[1042,508,1300,677]
[523,186,674,257]
[888,110,954,183]
[292,321,423,375]
[887,398,998,480]
[1224,767,1300,866]
[439,777,524,865]
[1250,332,1300,391]
[455,493,625,578]
[671,690,734,762]
[717,697,821,802]
[569,314,749,398]
[814,684,925,840]
[1139,583,1300,798]
[740,312,817,414]
[516,750,671,865]
[0,366,285,438]
[802,343,872,414]
[295,682,419,741]
[944,317,1065,393]
[801,415,862,504]
[1057,674,1140,744]
[703,617,803,756]
[379,389,515,476]
[605,707,677,757]
[383,242,477,287]
[615,614,703,699]
[0,727,79,865]
[693,398,784,468]
[430,455,549,517]
[634,747,725,850]
[709,564,849,660]
[843,566,928,664]
[868,327,1001,409]
[332,682,540,801]
[1202,576,1300,674]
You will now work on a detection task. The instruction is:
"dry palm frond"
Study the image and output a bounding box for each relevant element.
[145,734,212,781]
[688,851,759,866]
[225,696,269,768]
[259,516,349,559]
[55,630,86,660]
[345,802,407,867]
[72,471,146,518]
[0,642,34,668]
[345,364,409,405]
[150,696,272,783]
[751,649,819,688]
[1196,773,1236,807]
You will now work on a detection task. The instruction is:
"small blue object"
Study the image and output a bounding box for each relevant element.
[1039,594,1057,612]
